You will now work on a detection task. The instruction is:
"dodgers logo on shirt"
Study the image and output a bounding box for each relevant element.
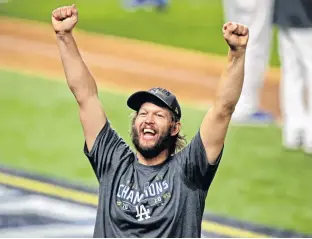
[116,179,171,221]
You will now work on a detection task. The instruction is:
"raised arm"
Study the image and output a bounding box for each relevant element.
[200,22,249,164]
[52,5,106,151]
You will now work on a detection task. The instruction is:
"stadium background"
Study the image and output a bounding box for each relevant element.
[0,0,311,237]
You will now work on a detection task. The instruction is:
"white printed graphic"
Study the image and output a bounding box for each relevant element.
[116,180,169,205]
[135,205,151,221]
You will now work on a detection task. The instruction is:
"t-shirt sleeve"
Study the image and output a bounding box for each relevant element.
[176,131,223,190]
[83,121,132,182]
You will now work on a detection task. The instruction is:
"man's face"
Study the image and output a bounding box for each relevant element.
[131,102,175,159]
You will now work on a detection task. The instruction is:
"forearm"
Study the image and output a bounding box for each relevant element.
[199,22,248,163]
[56,32,98,104]
[215,48,246,114]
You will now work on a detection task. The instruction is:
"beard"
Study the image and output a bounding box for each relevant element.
[131,124,173,160]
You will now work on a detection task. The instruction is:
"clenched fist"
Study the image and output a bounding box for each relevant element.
[222,22,249,51]
[52,4,78,34]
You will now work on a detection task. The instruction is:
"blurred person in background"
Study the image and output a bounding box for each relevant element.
[154,0,168,11]
[222,0,275,123]
[123,0,168,11]
[273,0,312,154]
[122,0,147,10]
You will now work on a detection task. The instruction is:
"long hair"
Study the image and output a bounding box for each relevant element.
[168,112,187,155]
[130,111,187,155]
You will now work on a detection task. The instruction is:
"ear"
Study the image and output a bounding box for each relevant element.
[171,121,181,136]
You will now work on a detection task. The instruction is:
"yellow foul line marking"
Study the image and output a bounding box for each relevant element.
[0,173,98,206]
[0,172,270,238]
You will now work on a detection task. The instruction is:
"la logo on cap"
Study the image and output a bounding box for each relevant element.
[153,88,170,97]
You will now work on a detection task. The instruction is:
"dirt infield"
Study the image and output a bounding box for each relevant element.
[0,17,281,117]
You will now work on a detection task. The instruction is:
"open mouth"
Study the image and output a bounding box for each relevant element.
[142,128,157,140]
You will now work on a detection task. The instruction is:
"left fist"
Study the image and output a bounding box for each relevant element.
[222,22,249,51]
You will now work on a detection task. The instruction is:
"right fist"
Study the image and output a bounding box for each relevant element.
[52,4,78,34]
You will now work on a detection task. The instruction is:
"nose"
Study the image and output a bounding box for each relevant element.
[144,113,155,124]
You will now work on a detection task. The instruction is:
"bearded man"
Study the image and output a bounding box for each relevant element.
[52,4,249,238]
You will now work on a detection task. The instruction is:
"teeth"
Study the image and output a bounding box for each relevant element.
[143,129,155,134]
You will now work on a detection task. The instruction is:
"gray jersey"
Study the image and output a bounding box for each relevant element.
[84,121,222,238]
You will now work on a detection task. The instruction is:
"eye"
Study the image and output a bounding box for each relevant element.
[156,113,164,118]
[138,112,147,116]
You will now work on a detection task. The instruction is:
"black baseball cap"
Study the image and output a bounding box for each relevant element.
[127,87,182,120]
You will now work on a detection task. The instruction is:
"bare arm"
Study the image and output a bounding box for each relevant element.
[200,22,249,164]
[52,5,106,151]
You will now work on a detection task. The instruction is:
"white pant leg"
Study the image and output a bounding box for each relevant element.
[222,0,274,118]
[222,0,235,22]
[290,28,312,151]
[278,28,306,147]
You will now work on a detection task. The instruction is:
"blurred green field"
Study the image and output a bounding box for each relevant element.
[0,69,311,233]
[0,0,280,66]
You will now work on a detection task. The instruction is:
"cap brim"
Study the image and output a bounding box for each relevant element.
[127,91,170,112]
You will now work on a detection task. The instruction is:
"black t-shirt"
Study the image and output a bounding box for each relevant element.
[84,121,223,238]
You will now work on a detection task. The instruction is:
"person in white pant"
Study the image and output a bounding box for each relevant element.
[274,0,312,154]
[222,0,275,123]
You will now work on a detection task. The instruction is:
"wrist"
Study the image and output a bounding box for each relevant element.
[229,47,246,57]
[55,31,73,40]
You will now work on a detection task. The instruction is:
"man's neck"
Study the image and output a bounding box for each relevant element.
[137,150,169,166]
